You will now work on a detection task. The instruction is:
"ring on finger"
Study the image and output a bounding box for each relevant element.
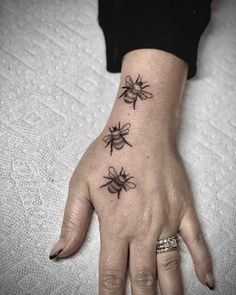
[156,234,179,254]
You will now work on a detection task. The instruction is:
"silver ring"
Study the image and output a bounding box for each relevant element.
[156,234,179,254]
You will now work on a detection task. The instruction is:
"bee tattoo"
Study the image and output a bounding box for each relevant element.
[100,166,136,199]
[118,75,153,109]
[102,122,132,155]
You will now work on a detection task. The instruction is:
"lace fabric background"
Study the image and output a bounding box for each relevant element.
[0,0,236,294]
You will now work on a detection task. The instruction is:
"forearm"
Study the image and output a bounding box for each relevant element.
[102,49,188,149]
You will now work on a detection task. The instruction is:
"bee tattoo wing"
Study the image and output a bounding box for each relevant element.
[120,123,131,136]
[125,75,134,87]
[138,90,153,100]
[108,166,119,178]
[123,181,136,191]
[102,134,112,143]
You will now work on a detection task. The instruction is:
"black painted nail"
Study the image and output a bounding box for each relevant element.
[49,248,63,260]
[206,282,215,291]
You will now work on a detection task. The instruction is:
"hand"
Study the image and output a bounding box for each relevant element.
[49,49,215,294]
[49,134,214,294]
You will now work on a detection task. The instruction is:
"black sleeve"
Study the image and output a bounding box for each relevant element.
[97,0,212,79]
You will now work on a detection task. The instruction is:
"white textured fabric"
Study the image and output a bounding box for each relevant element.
[0,0,236,294]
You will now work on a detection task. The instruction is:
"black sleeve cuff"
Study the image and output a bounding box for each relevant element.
[98,1,212,79]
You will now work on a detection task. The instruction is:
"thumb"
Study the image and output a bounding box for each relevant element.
[179,205,215,290]
[49,176,93,259]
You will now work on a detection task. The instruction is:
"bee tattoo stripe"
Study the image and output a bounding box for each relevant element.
[102,122,132,156]
[118,75,153,110]
[100,166,136,199]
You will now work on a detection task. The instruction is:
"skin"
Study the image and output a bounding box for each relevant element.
[49,49,215,294]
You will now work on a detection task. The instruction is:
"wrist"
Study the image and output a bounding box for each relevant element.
[107,49,186,122]
[117,49,187,122]
[100,49,187,152]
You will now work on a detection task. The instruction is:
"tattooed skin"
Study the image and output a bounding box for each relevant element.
[102,122,132,156]
[100,166,136,199]
[118,75,153,109]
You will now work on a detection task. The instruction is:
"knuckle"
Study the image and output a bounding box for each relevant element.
[101,272,123,291]
[159,254,180,271]
[134,270,155,289]
[62,215,77,232]
[69,174,78,187]
[192,231,205,245]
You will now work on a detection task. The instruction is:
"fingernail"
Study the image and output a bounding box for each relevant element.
[205,272,215,290]
[49,248,63,260]
[49,239,66,260]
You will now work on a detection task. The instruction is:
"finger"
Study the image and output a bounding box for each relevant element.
[156,235,183,295]
[179,206,215,290]
[99,232,129,295]
[129,235,157,295]
[49,176,93,259]
[156,228,183,295]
